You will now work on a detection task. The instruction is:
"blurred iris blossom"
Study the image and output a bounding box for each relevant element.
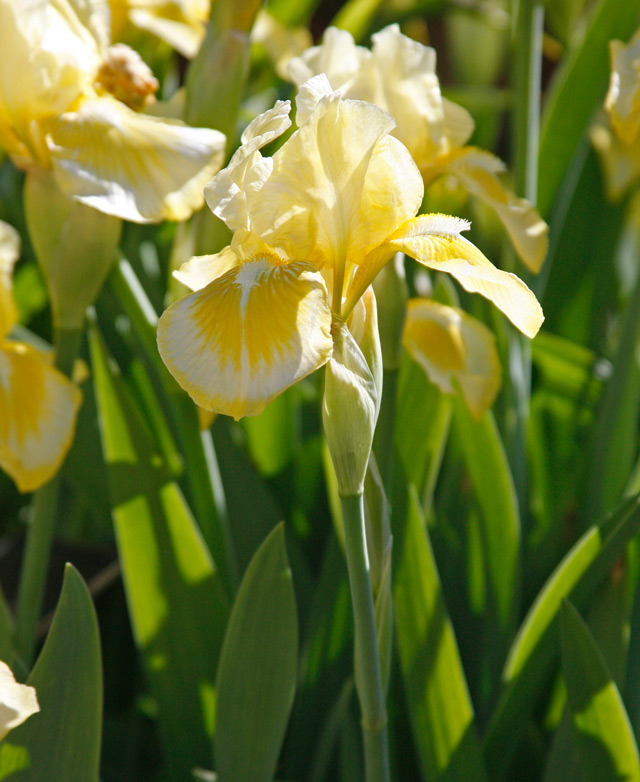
[158,76,543,425]
[287,24,549,274]
[0,221,81,492]
[591,27,640,200]
[109,0,210,58]
[0,660,39,740]
[0,0,225,225]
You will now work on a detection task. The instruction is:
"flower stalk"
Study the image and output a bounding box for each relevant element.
[340,493,390,782]
[14,326,83,665]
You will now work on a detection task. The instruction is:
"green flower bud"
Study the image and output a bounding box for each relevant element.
[323,320,379,497]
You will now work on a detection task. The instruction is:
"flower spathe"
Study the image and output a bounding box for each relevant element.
[287,25,549,273]
[158,77,543,421]
[0,660,39,740]
[0,0,225,224]
[0,221,82,493]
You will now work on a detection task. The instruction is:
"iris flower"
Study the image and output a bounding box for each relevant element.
[287,25,548,273]
[403,298,501,419]
[0,661,39,740]
[0,0,225,224]
[109,0,210,59]
[0,221,81,493]
[591,27,640,200]
[158,76,543,421]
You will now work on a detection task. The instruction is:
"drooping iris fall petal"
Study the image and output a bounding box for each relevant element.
[158,255,333,419]
[403,298,501,419]
[0,342,82,493]
[47,96,226,223]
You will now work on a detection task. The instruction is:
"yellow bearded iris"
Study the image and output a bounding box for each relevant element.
[591,27,640,200]
[287,24,549,273]
[0,221,82,492]
[158,78,543,421]
[0,0,225,224]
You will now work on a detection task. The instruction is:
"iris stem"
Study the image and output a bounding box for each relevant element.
[340,492,390,782]
[503,0,544,510]
[14,326,83,665]
[373,368,399,493]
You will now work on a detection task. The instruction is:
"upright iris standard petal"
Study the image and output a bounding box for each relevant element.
[384,214,544,338]
[403,298,501,419]
[157,256,333,420]
[0,342,82,493]
[428,147,549,274]
[250,93,423,282]
[47,96,226,223]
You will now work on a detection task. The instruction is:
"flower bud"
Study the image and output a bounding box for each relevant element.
[24,170,121,330]
[323,320,378,497]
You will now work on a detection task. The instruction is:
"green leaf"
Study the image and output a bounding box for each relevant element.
[0,565,102,782]
[560,600,640,781]
[215,523,298,782]
[484,494,640,780]
[451,400,520,633]
[392,471,487,781]
[242,388,298,476]
[89,325,229,778]
[538,0,640,218]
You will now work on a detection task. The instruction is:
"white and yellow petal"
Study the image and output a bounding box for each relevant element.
[47,95,226,222]
[0,342,82,493]
[403,298,501,419]
[157,255,333,420]
[0,0,105,134]
[204,100,292,232]
[173,246,242,291]
[0,660,39,740]
[433,146,549,273]
[0,220,20,341]
[605,29,640,146]
[386,214,544,338]
[250,91,423,284]
[286,26,369,95]
[127,0,210,59]
[591,118,640,200]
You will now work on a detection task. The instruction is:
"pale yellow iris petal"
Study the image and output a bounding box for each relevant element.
[173,247,242,291]
[591,120,640,200]
[0,342,82,493]
[0,660,39,740]
[0,0,104,132]
[403,298,501,419]
[157,256,333,420]
[47,96,226,222]
[432,147,549,273]
[605,29,640,146]
[0,220,20,341]
[250,93,423,281]
[128,0,210,59]
[286,25,368,95]
[386,214,544,338]
[204,100,292,233]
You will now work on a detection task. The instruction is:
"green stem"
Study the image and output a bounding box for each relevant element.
[373,368,399,494]
[14,326,83,665]
[340,493,390,782]
[503,0,544,511]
